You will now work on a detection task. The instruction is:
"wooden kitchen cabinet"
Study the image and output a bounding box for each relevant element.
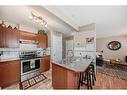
[40,56,50,72]
[37,35,48,48]
[0,60,20,88]
[6,27,19,48]
[0,26,48,48]
[52,63,67,89]
[20,32,48,48]
[52,63,79,89]
[19,31,37,41]
[0,26,19,48]
[0,26,6,47]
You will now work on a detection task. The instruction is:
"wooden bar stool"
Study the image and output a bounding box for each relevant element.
[89,64,96,85]
[78,66,92,89]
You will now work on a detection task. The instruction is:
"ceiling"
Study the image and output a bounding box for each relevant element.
[0,6,74,35]
[0,6,127,38]
[44,6,127,38]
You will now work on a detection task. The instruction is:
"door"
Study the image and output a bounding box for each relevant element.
[51,32,62,63]
[66,40,74,58]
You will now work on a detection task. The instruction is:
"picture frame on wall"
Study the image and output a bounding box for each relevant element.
[86,37,94,44]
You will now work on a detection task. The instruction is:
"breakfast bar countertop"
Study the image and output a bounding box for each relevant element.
[52,57,93,73]
[52,57,94,89]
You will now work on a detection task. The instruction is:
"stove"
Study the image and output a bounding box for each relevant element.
[20,51,41,81]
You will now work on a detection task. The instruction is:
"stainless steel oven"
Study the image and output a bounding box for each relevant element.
[20,51,41,81]
[21,58,40,76]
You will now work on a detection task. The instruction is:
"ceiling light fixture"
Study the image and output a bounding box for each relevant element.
[29,12,47,28]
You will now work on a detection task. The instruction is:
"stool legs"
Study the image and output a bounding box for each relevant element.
[88,72,92,89]
[90,64,96,86]
[86,72,89,89]
[78,72,82,89]
[78,67,93,90]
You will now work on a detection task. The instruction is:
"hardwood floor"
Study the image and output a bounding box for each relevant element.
[93,71,127,89]
[3,70,127,90]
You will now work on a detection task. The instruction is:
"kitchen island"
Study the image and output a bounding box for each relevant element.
[52,58,94,89]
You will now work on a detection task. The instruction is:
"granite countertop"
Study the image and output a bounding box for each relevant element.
[52,57,93,73]
[0,58,20,62]
[0,55,50,62]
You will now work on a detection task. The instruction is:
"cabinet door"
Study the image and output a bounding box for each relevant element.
[0,62,10,87]
[0,26,6,48]
[8,60,20,84]
[0,60,20,88]
[52,63,67,89]
[20,31,37,41]
[40,56,50,72]
[6,28,19,48]
[37,35,48,48]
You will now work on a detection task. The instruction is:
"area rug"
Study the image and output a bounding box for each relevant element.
[97,64,127,81]
[20,73,47,90]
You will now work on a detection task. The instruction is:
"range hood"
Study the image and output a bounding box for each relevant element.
[19,39,39,44]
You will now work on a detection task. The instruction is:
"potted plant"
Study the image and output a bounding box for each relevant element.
[38,30,47,35]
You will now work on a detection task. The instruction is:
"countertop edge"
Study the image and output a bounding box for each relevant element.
[52,62,80,73]
[0,58,20,62]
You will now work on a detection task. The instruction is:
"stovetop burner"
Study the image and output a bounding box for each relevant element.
[20,57,41,60]
[19,51,40,60]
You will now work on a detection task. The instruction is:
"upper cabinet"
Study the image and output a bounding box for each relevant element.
[0,26,19,48]
[6,27,19,48]
[0,26,48,48]
[20,31,48,48]
[19,31,37,41]
[37,35,48,48]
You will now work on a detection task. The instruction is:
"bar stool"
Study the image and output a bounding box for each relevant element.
[78,66,92,89]
[89,64,96,86]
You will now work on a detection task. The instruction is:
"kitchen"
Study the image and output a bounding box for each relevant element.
[0,6,96,90]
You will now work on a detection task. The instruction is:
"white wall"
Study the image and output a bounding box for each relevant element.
[97,35,127,61]
[74,23,96,58]
[74,23,96,74]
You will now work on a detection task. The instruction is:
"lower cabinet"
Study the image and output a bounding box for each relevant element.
[52,63,79,89]
[0,60,20,88]
[40,56,50,72]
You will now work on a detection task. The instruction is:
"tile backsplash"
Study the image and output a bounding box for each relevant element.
[74,47,96,60]
[0,51,19,59]
[36,48,50,56]
[0,48,50,60]
[19,43,38,51]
